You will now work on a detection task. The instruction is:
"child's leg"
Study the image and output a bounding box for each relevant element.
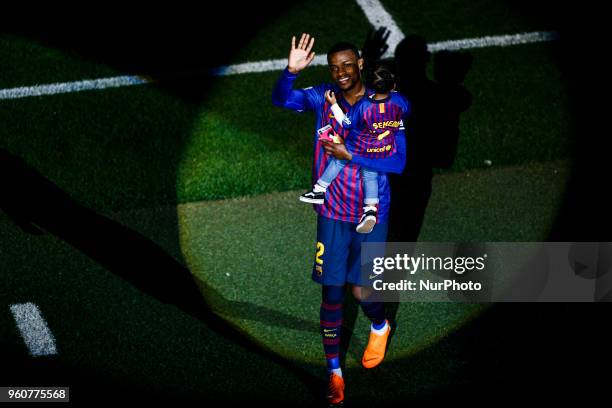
[361,167,380,205]
[356,167,379,233]
[300,158,348,204]
[318,158,348,189]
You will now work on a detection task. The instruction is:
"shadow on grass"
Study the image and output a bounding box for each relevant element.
[0,147,324,403]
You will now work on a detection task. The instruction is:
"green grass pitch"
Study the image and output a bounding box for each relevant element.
[0,0,570,403]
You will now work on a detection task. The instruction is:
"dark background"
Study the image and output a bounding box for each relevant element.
[2,1,610,405]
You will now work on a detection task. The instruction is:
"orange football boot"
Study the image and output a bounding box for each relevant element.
[326,373,345,405]
[362,320,391,369]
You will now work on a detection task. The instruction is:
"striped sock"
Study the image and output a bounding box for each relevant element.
[320,302,342,361]
[321,286,345,373]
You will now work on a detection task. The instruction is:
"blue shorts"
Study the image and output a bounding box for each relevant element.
[312,215,388,286]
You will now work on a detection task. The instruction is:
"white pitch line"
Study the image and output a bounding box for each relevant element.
[0,75,152,100]
[212,31,557,75]
[355,0,405,57]
[211,54,328,76]
[427,31,559,52]
[0,31,557,100]
[10,303,58,357]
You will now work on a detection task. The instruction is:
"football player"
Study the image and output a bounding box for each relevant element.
[272,33,407,405]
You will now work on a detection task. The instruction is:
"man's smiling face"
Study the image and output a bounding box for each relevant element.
[328,50,364,92]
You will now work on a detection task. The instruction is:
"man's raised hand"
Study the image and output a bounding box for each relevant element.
[288,33,315,74]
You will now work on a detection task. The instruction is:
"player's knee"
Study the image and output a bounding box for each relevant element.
[322,285,346,304]
[351,285,373,302]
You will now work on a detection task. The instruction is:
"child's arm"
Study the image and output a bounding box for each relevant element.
[325,90,354,128]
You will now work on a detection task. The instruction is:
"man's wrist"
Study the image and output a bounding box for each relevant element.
[342,146,353,161]
[286,66,300,75]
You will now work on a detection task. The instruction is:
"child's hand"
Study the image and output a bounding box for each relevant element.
[325,90,337,105]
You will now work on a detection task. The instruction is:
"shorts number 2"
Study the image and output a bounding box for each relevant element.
[315,242,325,265]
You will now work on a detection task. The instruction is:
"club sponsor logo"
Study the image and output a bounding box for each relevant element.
[367,144,393,153]
[316,265,323,276]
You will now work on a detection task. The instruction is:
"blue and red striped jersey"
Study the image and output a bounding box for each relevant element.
[272,68,407,224]
[340,91,410,159]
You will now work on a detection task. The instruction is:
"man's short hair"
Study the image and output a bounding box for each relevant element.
[327,42,360,63]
